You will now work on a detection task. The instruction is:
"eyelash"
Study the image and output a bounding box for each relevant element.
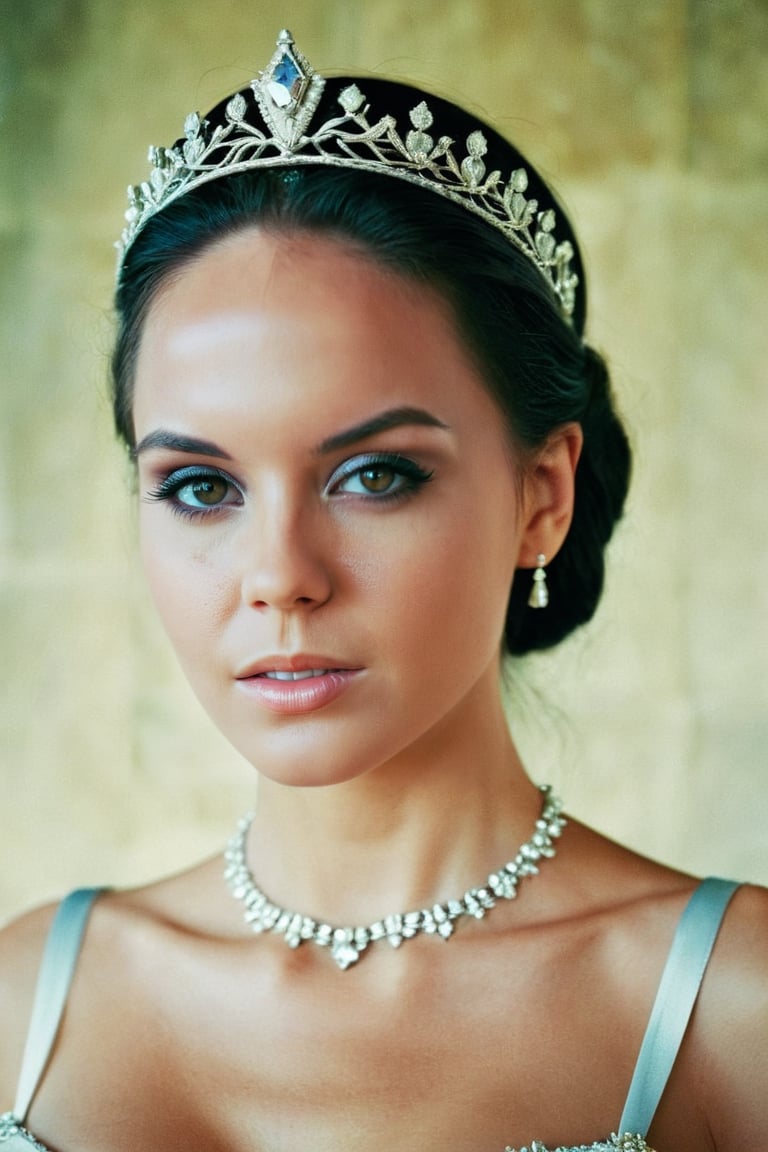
[328,453,434,502]
[144,466,243,520]
[144,453,434,519]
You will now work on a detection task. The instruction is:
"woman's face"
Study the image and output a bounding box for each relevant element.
[133,229,544,787]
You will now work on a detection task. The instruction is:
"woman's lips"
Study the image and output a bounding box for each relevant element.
[235,667,362,715]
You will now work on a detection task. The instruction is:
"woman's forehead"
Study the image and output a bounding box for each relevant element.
[132,228,505,454]
[138,228,470,379]
[149,227,419,313]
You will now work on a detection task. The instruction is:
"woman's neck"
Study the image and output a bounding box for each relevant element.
[244,697,544,928]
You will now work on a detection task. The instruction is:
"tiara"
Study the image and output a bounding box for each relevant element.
[117,30,579,320]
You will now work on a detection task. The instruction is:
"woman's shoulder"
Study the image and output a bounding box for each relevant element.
[0,863,228,1111]
[705,877,768,962]
[577,823,767,954]
[566,829,768,1147]
[690,881,768,1144]
[555,822,765,1009]
[706,880,768,1030]
[0,858,240,1008]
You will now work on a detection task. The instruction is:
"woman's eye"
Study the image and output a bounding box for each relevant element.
[176,476,232,507]
[330,455,434,500]
[145,468,242,515]
[341,464,399,495]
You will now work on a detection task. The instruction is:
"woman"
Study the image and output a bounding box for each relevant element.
[1,30,765,1152]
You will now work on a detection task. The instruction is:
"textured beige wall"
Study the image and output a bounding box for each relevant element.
[1,0,767,919]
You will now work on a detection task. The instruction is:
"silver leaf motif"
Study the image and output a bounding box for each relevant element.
[406,129,434,161]
[338,83,365,113]
[226,92,248,122]
[466,130,487,157]
[409,100,434,130]
[182,135,205,165]
[510,167,528,192]
[183,111,201,139]
[535,231,557,261]
[461,154,486,187]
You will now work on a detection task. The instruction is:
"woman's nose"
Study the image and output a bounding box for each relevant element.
[238,501,333,612]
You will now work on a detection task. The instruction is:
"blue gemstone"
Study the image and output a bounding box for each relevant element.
[273,55,301,92]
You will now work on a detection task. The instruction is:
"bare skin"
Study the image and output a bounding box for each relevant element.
[1,231,766,1152]
[1,847,766,1152]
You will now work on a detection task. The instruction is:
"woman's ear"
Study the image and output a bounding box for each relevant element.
[517,422,583,567]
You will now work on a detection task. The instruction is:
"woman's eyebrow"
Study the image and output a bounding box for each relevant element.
[316,407,450,455]
[132,408,449,461]
[131,431,233,461]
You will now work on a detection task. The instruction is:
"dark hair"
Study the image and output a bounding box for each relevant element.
[113,160,630,657]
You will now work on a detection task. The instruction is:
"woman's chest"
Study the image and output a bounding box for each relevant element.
[30,985,644,1152]
[25,933,714,1152]
[25,1022,712,1152]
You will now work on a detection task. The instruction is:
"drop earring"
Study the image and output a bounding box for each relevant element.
[528,554,549,609]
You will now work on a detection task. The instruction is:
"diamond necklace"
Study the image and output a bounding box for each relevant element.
[224,785,565,970]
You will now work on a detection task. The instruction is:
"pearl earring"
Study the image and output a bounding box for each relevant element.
[528,554,549,609]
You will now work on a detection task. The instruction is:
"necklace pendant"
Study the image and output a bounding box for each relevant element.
[331,928,361,970]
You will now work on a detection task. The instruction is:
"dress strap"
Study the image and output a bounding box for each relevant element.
[618,876,740,1137]
[13,888,105,1123]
